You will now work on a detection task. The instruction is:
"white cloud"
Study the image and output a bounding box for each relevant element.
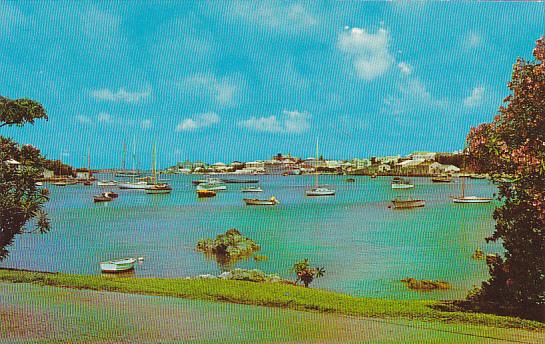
[140,119,152,130]
[228,2,317,33]
[97,112,112,123]
[238,110,311,134]
[179,74,238,107]
[90,87,151,103]
[464,31,482,49]
[175,112,220,132]
[338,27,394,81]
[383,79,447,116]
[397,62,412,75]
[463,86,485,107]
[75,114,93,125]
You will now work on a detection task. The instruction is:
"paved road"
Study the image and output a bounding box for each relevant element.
[1,283,543,343]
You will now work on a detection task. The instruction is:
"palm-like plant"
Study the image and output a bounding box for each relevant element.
[291,259,325,287]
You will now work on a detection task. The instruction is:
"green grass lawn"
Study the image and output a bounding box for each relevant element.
[1,268,543,333]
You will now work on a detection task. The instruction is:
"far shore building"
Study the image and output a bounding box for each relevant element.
[42,168,54,179]
[429,162,461,174]
[378,164,391,173]
[410,152,437,161]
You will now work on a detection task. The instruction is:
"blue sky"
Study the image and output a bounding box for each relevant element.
[1,1,544,168]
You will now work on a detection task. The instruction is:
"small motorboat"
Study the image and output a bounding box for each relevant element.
[197,189,217,198]
[243,196,279,206]
[306,187,336,196]
[100,258,137,273]
[35,182,44,186]
[241,186,263,193]
[97,180,117,186]
[391,177,414,189]
[93,194,113,203]
[82,180,92,186]
[431,175,451,183]
[391,198,425,209]
[370,173,377,179]
[51,181,69,186]
[103,191,118,199]
[468,174,487,180]
[197,183,227,191]
[345,178,356,182]
[145,183,172,194]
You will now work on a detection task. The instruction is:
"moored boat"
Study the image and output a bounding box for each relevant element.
[197,189,217,198]
[241,186,263,193]
[431,175,451,183]
[35,182,44,186]
[103,192,118,199]
[391,177,414,189]
[93,194,113,203]
[391,198,425,209]
[97,180,117,186]
[99,258,137,273]
[243,196,279,206]
[118,181,151,189]
[371,173,377,178]
[346,178,356,182]
[452,177,493,204]
[197,183,227,191]
[145,183,172,194]
[306,187,336,196]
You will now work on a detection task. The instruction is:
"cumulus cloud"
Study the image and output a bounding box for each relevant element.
[228,2,317,33]
[338,27,394,81]
[179,74,239,107]
[238,110,311,134]
[397,62,413,75]
[90,87,151,103]
[97,112,112,123]
[383,79,448,116]
[140,119,152,130]
[75,114,93,124]
[464,31,482,49]
[175,112,220,132]
[463,86,485,107]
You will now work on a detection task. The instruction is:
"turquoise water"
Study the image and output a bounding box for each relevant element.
[0,175,501,300]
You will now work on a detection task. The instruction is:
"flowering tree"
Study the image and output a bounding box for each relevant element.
[0,96,51,260]
[465,37,545,320]
[291,259,325,287]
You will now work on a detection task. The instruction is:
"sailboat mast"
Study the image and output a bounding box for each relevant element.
[132,136,137,183]
[87,149,91,180]
[315,137,319,187]
[152,143,157,185]
[122,142,126,171]
[461,176,465,198]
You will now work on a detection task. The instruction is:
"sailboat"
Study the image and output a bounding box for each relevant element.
[82,150,93,185]
[306,138,336,196]
[452,176,493,203]
[115,142,140,177]
[118,139,151,190]
[145,143,172,194]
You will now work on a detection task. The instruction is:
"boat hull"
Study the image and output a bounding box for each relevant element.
[453,197,493,204]
[100,258,136,273]
[197,190,217,198]
[118,182,151,189]
[392,199,425,209]
[391,184,414,189]
[306,190,336,196]
[243,198,279,206]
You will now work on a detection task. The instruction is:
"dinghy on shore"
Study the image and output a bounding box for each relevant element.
[99,258,137,273]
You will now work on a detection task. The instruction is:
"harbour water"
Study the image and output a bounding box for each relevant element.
[0,175,500,300]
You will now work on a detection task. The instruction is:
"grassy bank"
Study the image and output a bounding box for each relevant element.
[1,268,543,332]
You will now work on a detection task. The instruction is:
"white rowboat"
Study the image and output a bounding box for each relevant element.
[99,258,136,273]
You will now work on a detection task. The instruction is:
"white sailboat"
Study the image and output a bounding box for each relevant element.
[453,176,493,203]
[118,138,151,190]
[306,138,335,197]
[145,143,172,195]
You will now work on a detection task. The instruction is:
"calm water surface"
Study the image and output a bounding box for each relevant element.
[1,175,501,300]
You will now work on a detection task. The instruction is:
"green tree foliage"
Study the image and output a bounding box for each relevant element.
[464,37,545,320]
[0,96,47,128]
[291,259,325,287]
[0,96,51,260]
[435,153,465,169]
